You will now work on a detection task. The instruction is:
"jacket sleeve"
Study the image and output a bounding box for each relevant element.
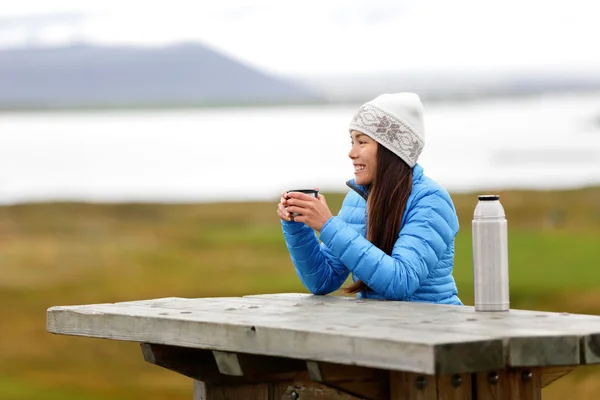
[318,190,458,300]
[281,219,350,295]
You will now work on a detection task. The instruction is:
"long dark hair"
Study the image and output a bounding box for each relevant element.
[344,144,413,295]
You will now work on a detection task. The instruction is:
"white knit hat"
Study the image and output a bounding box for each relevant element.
[348,92,425,168]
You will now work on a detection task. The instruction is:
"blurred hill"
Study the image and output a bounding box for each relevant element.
[2,43,600,110]
[0,43,321,109]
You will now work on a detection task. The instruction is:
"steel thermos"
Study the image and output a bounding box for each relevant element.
[472,195,510,311]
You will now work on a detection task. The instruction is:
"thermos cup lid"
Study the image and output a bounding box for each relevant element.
[474,195,505,219]
[478,195,500,201]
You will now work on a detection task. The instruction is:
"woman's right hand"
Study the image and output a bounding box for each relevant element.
[277,191,293,222]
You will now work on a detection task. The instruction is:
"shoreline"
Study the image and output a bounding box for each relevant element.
[3,89,600,114]
[1,184,599,207]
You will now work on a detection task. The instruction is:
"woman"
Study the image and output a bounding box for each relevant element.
[277,93,462,305]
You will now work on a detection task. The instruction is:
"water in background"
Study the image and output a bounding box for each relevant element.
[1,92,600,204]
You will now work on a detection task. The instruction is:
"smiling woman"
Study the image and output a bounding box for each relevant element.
[277,93,462,305]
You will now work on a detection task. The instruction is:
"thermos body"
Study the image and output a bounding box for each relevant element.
[472,195,510,312]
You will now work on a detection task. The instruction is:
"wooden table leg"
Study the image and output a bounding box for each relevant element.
[509,368,541,400]
[390,371,438,400]
[475,370,509,399]
[306,360,389,399]
[193,379,363,400]
[437,373,473,400]
[193,380,286,400]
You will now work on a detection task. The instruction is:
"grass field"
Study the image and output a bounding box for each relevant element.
[1,187,600,399]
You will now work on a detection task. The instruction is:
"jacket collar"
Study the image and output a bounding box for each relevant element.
[345,180,369,201]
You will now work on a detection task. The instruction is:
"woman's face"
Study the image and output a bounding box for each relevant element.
[348,130,378,185]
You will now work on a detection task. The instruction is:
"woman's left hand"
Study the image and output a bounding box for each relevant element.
[285,191,333,231]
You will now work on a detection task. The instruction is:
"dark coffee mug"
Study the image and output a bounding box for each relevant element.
[286,189,319,217]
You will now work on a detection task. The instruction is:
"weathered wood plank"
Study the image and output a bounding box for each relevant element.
[245,294,600,366]
[244,293,356,303]
[47,301,504,375]
[48,293,600,376]
[113,297,512,372]
[113,295,600,348]
[583,334,600,363]
[243,293,600,331]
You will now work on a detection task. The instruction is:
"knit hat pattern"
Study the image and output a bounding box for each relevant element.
[348,93,425,168]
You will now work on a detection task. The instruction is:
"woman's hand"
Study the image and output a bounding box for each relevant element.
[277,192,293,222]
[285,191,333,231]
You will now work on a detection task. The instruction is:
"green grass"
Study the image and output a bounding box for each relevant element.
[453,229,600,304]
[1,186,600,399]
[0,376,119,400]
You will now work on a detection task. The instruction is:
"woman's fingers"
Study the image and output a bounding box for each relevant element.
[285,193,316,219]
[277,191,291,221]
[278,191,321,222]
[285,193,315,209]
[277,201,292,221]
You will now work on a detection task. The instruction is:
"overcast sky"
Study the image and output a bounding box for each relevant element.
[0,0,598,76]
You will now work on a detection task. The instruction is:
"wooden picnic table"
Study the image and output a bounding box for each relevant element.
[46,293,600,399]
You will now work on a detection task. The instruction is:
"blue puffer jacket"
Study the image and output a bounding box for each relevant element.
[281,164,462,305]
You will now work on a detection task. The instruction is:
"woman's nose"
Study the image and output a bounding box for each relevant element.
[348,146,357,159]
